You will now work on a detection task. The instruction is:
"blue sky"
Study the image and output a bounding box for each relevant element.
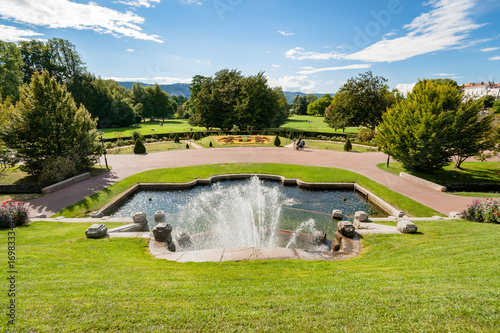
[1,0,499,93]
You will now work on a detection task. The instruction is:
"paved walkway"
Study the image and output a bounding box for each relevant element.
[25,145,493,217]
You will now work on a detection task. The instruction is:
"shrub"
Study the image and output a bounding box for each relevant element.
[356,128,375,142]
[186,143,190,149]
[344,138,352,151]
[174,134,180,143]
[38,156,78,187]
[131,130,143,142]
[209,141,213,148]
[0,200,30,229]
[462,198,500,223]
[274,136,281,147]
[134,139,146,154]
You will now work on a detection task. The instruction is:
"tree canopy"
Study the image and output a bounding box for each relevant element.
[377,80,496,171]
[329,71,396,130]
[190,69,288,129]
[0,71,101,175]
[307,94,332,116]
[0,40,23,102]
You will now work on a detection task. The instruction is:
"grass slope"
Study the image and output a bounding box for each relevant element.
[1,219,498,332]
[54,163,441,218]
[281,115,359,133]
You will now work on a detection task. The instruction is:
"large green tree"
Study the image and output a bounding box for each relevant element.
[0,41,23,102]
[377,80,496,171]
[324,92,351,132]
[0,71,101,175]
[144,84,173,121]
[290,95,308,115]
[307,94,332,116]
[334,71,396,129]
[19,38,86,84]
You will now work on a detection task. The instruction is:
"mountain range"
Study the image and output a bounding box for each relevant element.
[117,82,328,104]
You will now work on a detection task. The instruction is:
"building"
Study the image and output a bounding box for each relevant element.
[462,81,500,100]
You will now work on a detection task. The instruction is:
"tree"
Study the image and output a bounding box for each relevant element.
[0,41,23,102]
[19,38,86,84]
[134,139,146,154]
[290,95,308,115]
[324,92,351,132]
[494,99,500,114]
[481,95,496,109]
[377,80,496,171]
[336,71,396,129]
[447,99,496,168]
[144,84,172,121]
[306,94,318,105]
[307,94,332,116]
[0,71,101,175]
[274,135,281,147]
[344,138,352,151]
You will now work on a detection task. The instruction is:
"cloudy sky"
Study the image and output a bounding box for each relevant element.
[1,0,499,93]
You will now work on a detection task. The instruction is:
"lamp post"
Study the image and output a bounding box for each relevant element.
[100,133,109,171]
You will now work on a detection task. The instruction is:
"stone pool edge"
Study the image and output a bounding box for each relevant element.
[96,173,403,218]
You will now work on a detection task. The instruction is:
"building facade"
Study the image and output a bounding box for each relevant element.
[462,81,500,100]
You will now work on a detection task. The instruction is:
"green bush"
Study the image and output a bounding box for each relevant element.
[174,134,180,143]
[209,141,213,148]
[344,138,352,151]
[131,130,143,142]
[186,143,190,149]
[356,128,375,142]
[38,156,78,187]
[134,139,146,154]
[274,135,281,147]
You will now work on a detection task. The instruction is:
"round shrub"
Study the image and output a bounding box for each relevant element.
[274,135,281,147]
[134,139,146,154]
[344,138,352,151]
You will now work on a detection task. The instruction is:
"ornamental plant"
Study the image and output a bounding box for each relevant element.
[462,198,500,224]
[0,200,30,229]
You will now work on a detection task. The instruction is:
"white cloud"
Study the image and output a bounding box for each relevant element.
[104,76,192,84]
[489,56,500,60]
[278,30,294,36]
[395,83,416,96]
[0,24,43,42]
[345,0,484,62]
[297,64,372,75]
[266,75,317,93]
[180,0,205,4]
[432,73,456,76]
[481,47,500,52]
[0,0,163,43]
[285,47,343,61]
[115,0,160,7]
[271,64,280,68]
[126,48,135,52]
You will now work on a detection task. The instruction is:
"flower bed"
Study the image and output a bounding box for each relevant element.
[462,198,500,223]
[0,200,30,229]
[212,135,274,145]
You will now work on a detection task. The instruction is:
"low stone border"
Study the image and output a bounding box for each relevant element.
[0,184,41,194]
[400,172,447,192]
[41,173,91,194]
[96,174,402,218]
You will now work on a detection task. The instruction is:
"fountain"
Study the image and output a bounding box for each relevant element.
[110,176,385,252]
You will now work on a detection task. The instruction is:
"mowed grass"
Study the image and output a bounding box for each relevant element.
[100,120,205,139]
[282,115,359,133]
[54,163,442,218]
[1,219,499,332]
[378,161,500,186]
[107,142,188,155]
[307,140,378,152]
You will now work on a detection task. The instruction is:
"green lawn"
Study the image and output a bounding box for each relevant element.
[54,163,442,218]
[107,142,187,155]
[282,115,359,134]
[2,219,499,332]
[378,161,500,187]
[100,116,359,139]
[306,140,378,152]
[100,120,205,139]
[0,166,38,185]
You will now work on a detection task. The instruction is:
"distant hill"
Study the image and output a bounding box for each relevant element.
[117,82,330,104]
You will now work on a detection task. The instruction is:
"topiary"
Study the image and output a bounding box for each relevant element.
[134,139,146,154]
[209,141,213,148]
[274,135,281,147]
[186,143,190,149]
[344,138,352,151]
[174,134,180,143]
